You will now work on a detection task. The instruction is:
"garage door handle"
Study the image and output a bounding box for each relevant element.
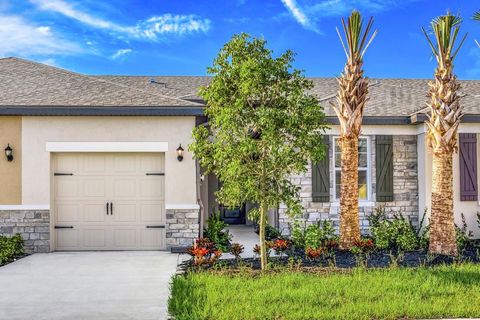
[54,173,74,176]
[146,173,164,176]
[146,225,165,229]
[55,226,74,229]
[110,202,113,215]
[106,202,109,215]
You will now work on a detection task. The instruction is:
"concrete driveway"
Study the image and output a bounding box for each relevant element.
[0,252,180,320]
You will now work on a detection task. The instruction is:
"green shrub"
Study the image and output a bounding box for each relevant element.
[305,224,322,249]
[369,207,418,251]
[291,221,305,249]
[0,234,24,266]
[291,220,337,250]
[456,213,474,251]
[203,212,231,252]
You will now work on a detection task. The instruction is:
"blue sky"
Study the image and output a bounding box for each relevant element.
[2,0,480,78]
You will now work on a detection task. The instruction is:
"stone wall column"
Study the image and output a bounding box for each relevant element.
[165,209,200,249]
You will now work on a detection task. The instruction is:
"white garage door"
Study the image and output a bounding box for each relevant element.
[53,153,166,251]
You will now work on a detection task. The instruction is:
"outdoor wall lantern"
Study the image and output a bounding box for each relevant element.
[4,144,13,162]
[176,144,184,162]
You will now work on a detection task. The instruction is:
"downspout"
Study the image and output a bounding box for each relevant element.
[195,159,204,239]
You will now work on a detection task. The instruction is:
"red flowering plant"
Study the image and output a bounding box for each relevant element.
[305,246,324,261]
[351,238,375,254]
[230,243,244,261]
[253,242,273,258]
[272,239,290,257]
[187,238,221,267]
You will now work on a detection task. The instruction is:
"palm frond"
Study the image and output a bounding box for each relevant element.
[338,10,377,59]
[473,10,480,21]
[423,12,466,64]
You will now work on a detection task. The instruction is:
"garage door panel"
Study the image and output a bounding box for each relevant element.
[113,228,137,248]
[83,203,107,223]
[113,178,137,198]
[54,152,166,251]
[141,229,165,248]
[55,204,79,223]
[139,178,164,199]
[83,228,107,248]
[113,203,137,222]
[83,179,107,198]
[83,155,106,173]
[55,179,78,198]
[55,229,81,249]
[55,154,79,173]
[113,155,137,173]
[140,155,164,172]
[140,203,165,223]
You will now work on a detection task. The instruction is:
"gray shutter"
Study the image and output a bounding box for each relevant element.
[312,136,330,202]
[376,135,394,202]
[459,133,478,201]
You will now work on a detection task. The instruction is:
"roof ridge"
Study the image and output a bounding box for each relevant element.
[88,76,205,106]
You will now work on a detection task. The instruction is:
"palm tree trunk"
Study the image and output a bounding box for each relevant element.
[259,202,268,269]
[429,150,457,256]
[339,136,361,249]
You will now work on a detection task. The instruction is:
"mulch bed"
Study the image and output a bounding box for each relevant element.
[180,247,480,273]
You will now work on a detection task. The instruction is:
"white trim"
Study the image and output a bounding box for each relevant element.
[165,204,200,210]
[0,205,50,210]
[332,136,372,201]
[330,201,376,207]
[46,142,169,153]
[326,125,425,136]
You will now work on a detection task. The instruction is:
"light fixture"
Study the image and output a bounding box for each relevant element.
[176,144,184,162]
[4,144,13,162]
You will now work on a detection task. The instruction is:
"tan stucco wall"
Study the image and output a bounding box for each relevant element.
[419,130,480,238]
[21,116,197,206]
[0,116,22,204]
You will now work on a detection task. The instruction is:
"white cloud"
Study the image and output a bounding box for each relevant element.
[137,15,211,40]
[280,0,419,32]
[280,0,318,32]
[30,0,211,41]
[111,48,133,60]
[0,14,80,57]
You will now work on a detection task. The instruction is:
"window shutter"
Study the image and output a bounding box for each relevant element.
[459,133,478,201]
[312,136,330,202]
[376,135,394,202]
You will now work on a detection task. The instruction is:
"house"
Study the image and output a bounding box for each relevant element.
[0,57,478,253]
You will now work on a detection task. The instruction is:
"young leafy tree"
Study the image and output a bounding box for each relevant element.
[421,13,467,256]
[332,11,377,249]
[190,34,327,270]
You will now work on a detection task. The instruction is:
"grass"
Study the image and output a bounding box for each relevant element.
[169,264,480,320]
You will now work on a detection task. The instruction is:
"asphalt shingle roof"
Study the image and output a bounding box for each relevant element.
[0,57,478,117]
[0,57,203,107]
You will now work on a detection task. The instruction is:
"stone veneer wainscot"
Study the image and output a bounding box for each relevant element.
[0,210,50,253]
[165,209,200,249]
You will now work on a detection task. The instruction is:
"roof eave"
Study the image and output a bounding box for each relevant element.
[0,106,204,116]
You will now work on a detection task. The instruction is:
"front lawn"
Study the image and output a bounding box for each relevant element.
[169,264,480,320]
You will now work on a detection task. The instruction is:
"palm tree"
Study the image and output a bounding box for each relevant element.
[333,11,377,249]
[473,11,480,47]
[422,13,467,256]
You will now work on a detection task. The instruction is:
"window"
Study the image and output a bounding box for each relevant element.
[333,137,371,201]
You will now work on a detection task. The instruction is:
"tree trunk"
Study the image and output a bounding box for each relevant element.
[429,150,457,256]
[259,202,268,270]
[339,136,361,249]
